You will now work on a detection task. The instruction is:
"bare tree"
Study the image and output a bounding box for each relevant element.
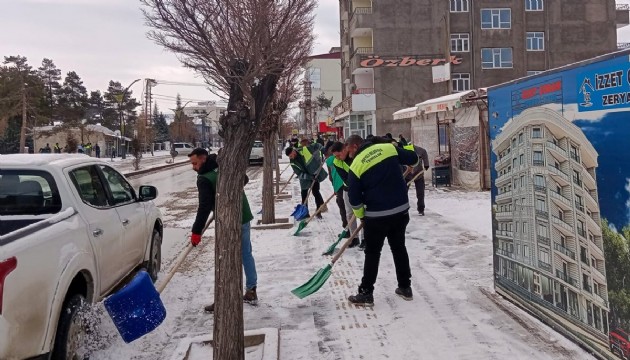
[141,1,315,358]
[260,70,302,224]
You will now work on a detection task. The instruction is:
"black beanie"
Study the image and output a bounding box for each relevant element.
[285,146,294,156]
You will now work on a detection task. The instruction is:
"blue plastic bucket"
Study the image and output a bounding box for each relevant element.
[104,270,167,343]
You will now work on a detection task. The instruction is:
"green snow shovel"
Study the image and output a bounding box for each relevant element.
[293,192,336,235]
[321,214,356,255]
[291,223,364,299]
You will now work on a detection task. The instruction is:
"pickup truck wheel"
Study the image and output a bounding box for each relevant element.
[147,229,162,282]
[52,294,86,360]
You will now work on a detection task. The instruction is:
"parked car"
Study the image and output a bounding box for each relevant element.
[171,142,195,156]
[249,140,264,164]
[0,154,163,359]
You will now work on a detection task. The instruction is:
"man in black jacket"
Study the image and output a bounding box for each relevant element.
[345,135,419,306]
[188,148,258,312]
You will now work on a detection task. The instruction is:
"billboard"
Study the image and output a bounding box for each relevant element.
[488,51,630,359]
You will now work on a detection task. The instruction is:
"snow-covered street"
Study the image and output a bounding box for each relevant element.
[86,161,596,359]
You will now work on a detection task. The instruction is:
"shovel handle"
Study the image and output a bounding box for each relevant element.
[276,172,295,197]
[304,192,336,225]
[157,213,215,293]
[279,163,291,176]
[301,160,326,206]
[331,222,365,265]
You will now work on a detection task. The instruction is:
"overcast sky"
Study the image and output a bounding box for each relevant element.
[1,0,630,115]
[0,0,340,113]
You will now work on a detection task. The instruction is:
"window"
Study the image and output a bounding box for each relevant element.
[451,0,469,12]
[526,32,545,51]
[451,33,470,52]
[513,158,518,168]
[537,224,548,238]
[534,174,545,189]
[523,222,528,234]
[482,48,513,69]
[520,176,525,187]
[481,9,511,29]
[518,132,523,144]
[526,0,544,11]
[539,248,550,264]
[0,170,62,215]
[99,166,135,205]
[570,145,580,162]
[532,127,542,138]
[520,154,525,165]
[528,70,543,76]
[535,198,547,213]
[524,245,529,257]
[69,166,109,207]
[533,151,544,165]
[452,73,471,92]
[308,68,321,89]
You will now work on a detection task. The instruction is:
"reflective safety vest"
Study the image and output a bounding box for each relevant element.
[403,143,414,152]
[332,157,350,186]
[299,146,313,164]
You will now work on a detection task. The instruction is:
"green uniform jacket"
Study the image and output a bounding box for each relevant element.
[290,143,328,190]
[200,169,254,225]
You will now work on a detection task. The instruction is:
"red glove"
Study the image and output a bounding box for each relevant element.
[191,233,201,247]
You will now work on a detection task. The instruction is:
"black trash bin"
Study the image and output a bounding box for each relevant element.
[432,165,451,187]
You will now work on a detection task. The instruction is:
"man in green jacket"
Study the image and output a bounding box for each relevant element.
[188,148,258,312]
[285,141,327,218]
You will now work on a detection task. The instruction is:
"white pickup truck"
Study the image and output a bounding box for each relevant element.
[0,154,163,360]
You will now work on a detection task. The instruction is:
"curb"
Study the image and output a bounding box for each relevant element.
[123,159,189,178]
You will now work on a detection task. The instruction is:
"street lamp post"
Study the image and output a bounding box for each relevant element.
[118,78,141,159]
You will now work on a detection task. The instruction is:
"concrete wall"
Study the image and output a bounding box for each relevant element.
[342,0,619,138]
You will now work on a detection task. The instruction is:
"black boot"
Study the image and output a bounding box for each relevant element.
[348,287,374,306]
[395,287,413,301]
[358,239,366,250]
[348,237,360,248]
[204,303,214,313]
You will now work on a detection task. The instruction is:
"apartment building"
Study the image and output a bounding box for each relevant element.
[334,0,628,138]
[303,49,343,137]
[492,107,608,335]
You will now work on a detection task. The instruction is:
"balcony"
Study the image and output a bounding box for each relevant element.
[495,190,513,202]
[496,230,514,238]
[575,201,585,214]
[548,165,570,185]
[351,47,374,58]
[586,214,601,232]
[349,6,373,30]
[572,176,583,188]
[546,141,567,160]
[617,3,629,28]
[549,191,572,210]
[554,242,576,260]
[535,209,549,219]
[582,169,596,191]
[496,248,515,259]
[537,235,551,246]
[577,228,586,238]
[333,96,352,119]
[594,292,609,308]
[495,211,513,220]
[533,159,545,167]
[556,270,579,288]
[552,215,574,235]
[583,283,592,293]
[538,260,552,273]
[534,184,546,194]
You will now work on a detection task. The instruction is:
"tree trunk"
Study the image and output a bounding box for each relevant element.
[261,132,276,224]
[214,109,251,360]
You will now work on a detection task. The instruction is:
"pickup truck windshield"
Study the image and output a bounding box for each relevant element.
[0,170,62,215]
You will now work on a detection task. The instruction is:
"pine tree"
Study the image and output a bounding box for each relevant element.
[87,90,106,124]
[103,80,140,137]
[38,58,62,125]
[153,112,170,142]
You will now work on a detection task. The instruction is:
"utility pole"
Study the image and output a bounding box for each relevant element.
[303,74,312,138]
[20,82,27,153]
[444,11,452,95]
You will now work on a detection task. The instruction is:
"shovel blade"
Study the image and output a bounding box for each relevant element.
[322,230,347,256]
[291,264,332,299]
[293,220,307,236]
[292,205,308,221]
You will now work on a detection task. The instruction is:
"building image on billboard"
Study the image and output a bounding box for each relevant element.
[488,51,630,359]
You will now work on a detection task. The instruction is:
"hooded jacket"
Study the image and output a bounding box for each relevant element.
[290,143,328,190]
[192,155,253,235]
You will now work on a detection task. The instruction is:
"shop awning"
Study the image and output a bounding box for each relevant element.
[416,90,476,114]
[392,107,418,120]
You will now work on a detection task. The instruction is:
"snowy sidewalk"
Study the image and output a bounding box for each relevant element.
[91,170,595,359]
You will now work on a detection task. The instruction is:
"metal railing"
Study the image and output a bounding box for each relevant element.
[535,209,549,218]
[556,270,580,288]
[352,6,373,16]
[534,184,546,193]
[496,230,514,238]
[575,201,585,213]
[548,165,570,181]
[554,242,576,259]
[552,215,573,233]
[550,191,571,207]
[533,159,545,166]
[351,47,374,58]
[538,260,552,272]
[537,235,551,246]
[578,228,586,238]
[547,141,567,156]
[583,283,592,293]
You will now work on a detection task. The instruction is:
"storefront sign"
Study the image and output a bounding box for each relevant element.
[360,55,463,68]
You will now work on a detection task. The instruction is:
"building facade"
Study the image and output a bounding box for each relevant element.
[492,107,608,335]
[302,49,343,137]
[334,0,628,138]
[181,101,226,147]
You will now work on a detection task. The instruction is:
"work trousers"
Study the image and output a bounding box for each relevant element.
[360,212,411,292]
[413,177,425,212]
[300,181,324,212]
[336,188,347,228]
[241,222,257,290]
[343,190,362,238]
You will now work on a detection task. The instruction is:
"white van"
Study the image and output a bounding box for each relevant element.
[171,142,195,156]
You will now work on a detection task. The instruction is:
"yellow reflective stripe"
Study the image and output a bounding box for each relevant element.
[352,206,365,219]
[300,147,313,163]
[349,144,398,178]
[332,158,349,172]
[403,144,414,151]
